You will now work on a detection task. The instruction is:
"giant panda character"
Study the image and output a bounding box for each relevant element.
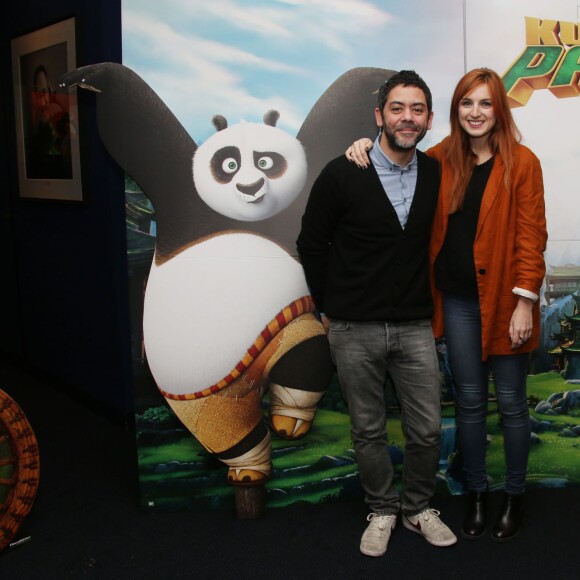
[60,63,395,486]
[143,110,327,484]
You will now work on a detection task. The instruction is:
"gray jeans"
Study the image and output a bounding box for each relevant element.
[329,319,441,516]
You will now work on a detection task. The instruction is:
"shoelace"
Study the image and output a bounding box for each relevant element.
[367,513,395,532]
[419,508,446,529]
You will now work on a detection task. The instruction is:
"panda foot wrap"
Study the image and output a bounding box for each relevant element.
[224,432,272,486]
[269,383,323,439]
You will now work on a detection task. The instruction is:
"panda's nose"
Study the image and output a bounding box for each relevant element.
[236,178,265,199]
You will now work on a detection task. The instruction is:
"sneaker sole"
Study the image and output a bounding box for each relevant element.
[402,517,457,547]
[360,547,387,557]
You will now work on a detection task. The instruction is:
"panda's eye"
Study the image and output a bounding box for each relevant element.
[222,158,238,174]
[211,146,241,183]
[257,156,273,170]
[254,151,287,178]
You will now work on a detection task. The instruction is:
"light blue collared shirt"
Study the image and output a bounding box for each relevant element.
[369,135,418,228]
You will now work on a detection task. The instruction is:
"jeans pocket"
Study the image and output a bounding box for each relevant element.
[329,319,349,332]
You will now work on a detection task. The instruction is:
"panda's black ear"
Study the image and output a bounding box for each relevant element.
[212,114,228,132]
[263,110,280,127]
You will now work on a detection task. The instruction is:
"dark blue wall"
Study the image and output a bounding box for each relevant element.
[1,1,132,415]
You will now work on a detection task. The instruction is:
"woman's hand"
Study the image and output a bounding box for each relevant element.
[509,297,534,350]
[345,138,374,168]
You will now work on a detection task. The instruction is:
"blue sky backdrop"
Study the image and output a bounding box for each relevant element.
[122,0,464,147]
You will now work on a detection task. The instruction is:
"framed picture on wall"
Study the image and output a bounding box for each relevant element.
[11,17,83,202]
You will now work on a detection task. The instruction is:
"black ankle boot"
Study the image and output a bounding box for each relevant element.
[491,492,524,542]
[462,490,488,539]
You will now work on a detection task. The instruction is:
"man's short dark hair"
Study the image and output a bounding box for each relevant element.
[377,70,432,113]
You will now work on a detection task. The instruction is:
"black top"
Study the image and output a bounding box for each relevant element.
[434,156,495,297]
[296,152,440,322]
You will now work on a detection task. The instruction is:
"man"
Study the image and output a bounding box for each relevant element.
[296,70,456,557]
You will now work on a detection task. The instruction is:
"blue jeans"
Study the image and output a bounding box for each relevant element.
[443,293,530,495]
[328,319,441,515]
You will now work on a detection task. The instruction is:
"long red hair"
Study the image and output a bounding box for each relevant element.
[445,68,521,213]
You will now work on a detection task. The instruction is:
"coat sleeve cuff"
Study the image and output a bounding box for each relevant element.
[512,287,539,302]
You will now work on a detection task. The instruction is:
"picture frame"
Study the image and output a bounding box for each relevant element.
[11,17,83,202]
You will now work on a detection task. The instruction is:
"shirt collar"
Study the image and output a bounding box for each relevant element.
[370,134,417,171]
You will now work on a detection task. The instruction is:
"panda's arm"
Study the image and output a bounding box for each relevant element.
[60,62,221,258]
[297,67,395,193]
[259,67,395,253]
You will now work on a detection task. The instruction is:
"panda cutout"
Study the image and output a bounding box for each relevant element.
[60,63,395,486]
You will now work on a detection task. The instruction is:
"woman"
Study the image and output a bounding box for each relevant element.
[346,68,547,542]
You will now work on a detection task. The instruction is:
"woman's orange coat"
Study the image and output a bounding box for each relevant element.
[427,139,548,359]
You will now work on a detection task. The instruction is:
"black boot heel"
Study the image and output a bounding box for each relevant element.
[491,492,524,542]
[462,490,488,540]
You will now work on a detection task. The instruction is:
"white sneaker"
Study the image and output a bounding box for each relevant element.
[360,513,397,557]
[402,508,457,547]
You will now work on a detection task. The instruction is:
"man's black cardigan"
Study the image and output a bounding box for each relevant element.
[296,151,440,323]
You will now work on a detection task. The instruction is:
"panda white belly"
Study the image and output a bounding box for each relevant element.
[143,232,309,395]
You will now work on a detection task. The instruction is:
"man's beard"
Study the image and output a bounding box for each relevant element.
[383,122,427,152]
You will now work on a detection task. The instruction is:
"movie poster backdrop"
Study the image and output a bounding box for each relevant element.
[120,0,580,511]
